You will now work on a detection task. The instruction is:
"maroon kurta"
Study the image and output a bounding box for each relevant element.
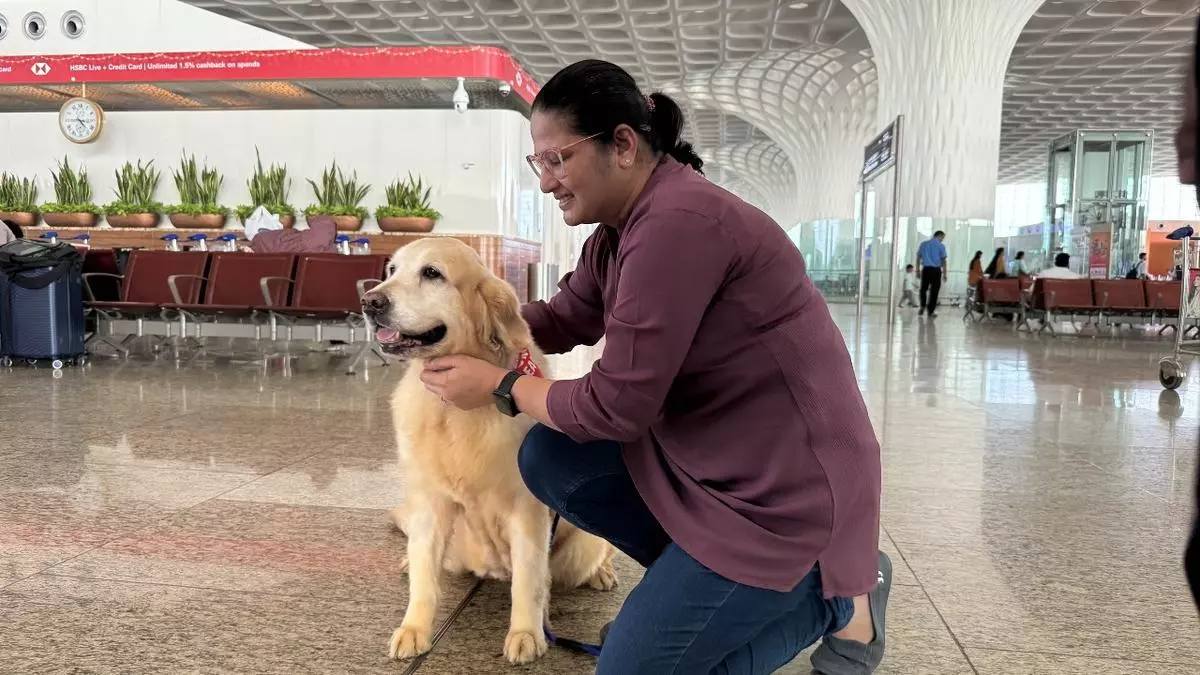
[522,157,881,597]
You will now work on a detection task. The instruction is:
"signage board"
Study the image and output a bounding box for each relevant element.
[862,121,897,181]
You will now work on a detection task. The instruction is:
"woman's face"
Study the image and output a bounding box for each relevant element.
[530,111,619,227]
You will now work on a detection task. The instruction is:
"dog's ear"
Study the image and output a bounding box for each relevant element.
[475,274,530,354]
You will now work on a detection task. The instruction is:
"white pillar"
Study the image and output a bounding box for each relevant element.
[842,0,1043,220]
[707,141,800,225]
[796,93,877,224]
[671,47,876,225]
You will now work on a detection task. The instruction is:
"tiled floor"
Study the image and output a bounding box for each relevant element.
[2,306,1198,674]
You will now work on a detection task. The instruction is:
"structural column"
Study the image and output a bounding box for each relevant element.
[842,0,1042,221]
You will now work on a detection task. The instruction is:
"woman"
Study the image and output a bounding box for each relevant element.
[1011,250,1029,277]
[419,59,888,675]
[984,247,1007,279]
[967,250,984,287]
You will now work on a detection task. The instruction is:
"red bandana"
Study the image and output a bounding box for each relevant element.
[514,348,543,378]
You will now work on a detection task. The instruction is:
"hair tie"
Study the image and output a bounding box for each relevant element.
[646,95,656,113]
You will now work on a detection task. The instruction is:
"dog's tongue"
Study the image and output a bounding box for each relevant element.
[376,327,401,344]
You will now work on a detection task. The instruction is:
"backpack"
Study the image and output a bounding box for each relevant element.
[1125,267,1139,280]
[0,239,83,290]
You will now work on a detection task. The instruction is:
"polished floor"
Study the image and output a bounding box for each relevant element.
[1,306,1198,674]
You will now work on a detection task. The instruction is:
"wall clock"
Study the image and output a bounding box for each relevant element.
[58,97,104,144]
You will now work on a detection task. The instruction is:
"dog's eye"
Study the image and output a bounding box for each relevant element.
[421,266,443,281]
[386,264,396,277]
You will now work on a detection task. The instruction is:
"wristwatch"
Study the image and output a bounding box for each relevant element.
[493,371,523,417]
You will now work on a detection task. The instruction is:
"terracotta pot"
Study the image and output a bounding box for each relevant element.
[378,216,436,233]
[331,215,363,232]
[169,213,227,229]
[0,212,38,229]
[106,213,160,228]
[42,212,98,228]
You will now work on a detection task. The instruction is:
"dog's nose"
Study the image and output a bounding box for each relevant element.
[361,291,390,317]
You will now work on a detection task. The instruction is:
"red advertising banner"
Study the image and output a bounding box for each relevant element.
[1088,230,1111,279]
[0,46,539,103]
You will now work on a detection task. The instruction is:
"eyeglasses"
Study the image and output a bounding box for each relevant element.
[526,133,601,179]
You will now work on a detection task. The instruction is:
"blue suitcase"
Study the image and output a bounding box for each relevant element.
[0,239,86,368]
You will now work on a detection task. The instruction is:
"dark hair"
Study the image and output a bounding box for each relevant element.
[1015,250,1025,260]
[972,250,983,261]
[1,219,21,239]
[1054,252,1070,267]
[933,230,945,238]
[533,59,704,173]
[905,263,914,270]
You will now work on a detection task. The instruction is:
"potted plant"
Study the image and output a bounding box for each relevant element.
[41,156,101,228]
[165,152,228,229]
[304,161,369,232]
[0,172,39,229]
[376,173,442,233]
[103,160,163,228]
[235,148,295,228]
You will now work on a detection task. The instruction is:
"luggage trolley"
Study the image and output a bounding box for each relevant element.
[1158,225,1200,390]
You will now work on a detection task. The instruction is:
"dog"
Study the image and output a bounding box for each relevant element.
[361,238,617,665]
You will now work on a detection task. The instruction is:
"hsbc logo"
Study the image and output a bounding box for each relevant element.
[31,62,50,76]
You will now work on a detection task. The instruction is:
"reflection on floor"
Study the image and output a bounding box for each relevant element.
[1,306,1198,674]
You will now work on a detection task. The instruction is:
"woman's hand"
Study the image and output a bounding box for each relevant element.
[421,355,508,410]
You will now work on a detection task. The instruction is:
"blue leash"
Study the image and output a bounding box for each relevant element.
[544,512,604,658]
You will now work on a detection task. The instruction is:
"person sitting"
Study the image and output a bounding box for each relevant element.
[244,216,337,253]
[1036,252,1083,279]
[984,247,1008,279]
[967,250,984,288]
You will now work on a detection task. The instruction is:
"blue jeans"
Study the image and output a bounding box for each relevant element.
[518,424,854,675]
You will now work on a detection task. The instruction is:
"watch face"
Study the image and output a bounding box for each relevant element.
[59,99,101,143]
[493,392,518,418]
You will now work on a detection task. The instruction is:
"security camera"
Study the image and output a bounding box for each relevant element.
[498,82,512,97]
[452,76,469,114]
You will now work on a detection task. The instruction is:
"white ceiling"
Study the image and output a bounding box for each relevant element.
[186,0,1198,209]
[1001,0,1197,183]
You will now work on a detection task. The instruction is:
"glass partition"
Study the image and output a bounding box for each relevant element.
[1042,129,1153,278]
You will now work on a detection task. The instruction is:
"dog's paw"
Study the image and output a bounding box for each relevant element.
[503,629,547,664]
[585,560,618,591]
[388,625,432,660]
[389,507,407,535]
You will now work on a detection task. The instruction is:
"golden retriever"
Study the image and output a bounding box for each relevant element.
[362,238,617,665]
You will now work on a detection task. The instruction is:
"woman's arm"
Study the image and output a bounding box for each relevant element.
[520,230,608,354]
[537,210,734,444]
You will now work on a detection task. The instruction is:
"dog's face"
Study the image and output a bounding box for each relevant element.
[362,238,528,361]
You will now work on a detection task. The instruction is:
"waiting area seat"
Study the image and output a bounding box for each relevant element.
[82,249,391,373]
[966,278,1023,323]
[982,277,1189,336]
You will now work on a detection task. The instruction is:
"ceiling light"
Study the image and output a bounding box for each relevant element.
[788,1,809,8]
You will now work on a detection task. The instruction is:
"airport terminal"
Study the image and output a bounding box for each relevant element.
[0,0,1197,673]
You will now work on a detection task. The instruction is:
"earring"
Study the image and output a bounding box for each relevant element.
[622,160,631,168]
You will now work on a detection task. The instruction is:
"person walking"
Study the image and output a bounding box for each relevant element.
[916,231,948,317]
[899,264,918,307]
[417,58,890,675]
